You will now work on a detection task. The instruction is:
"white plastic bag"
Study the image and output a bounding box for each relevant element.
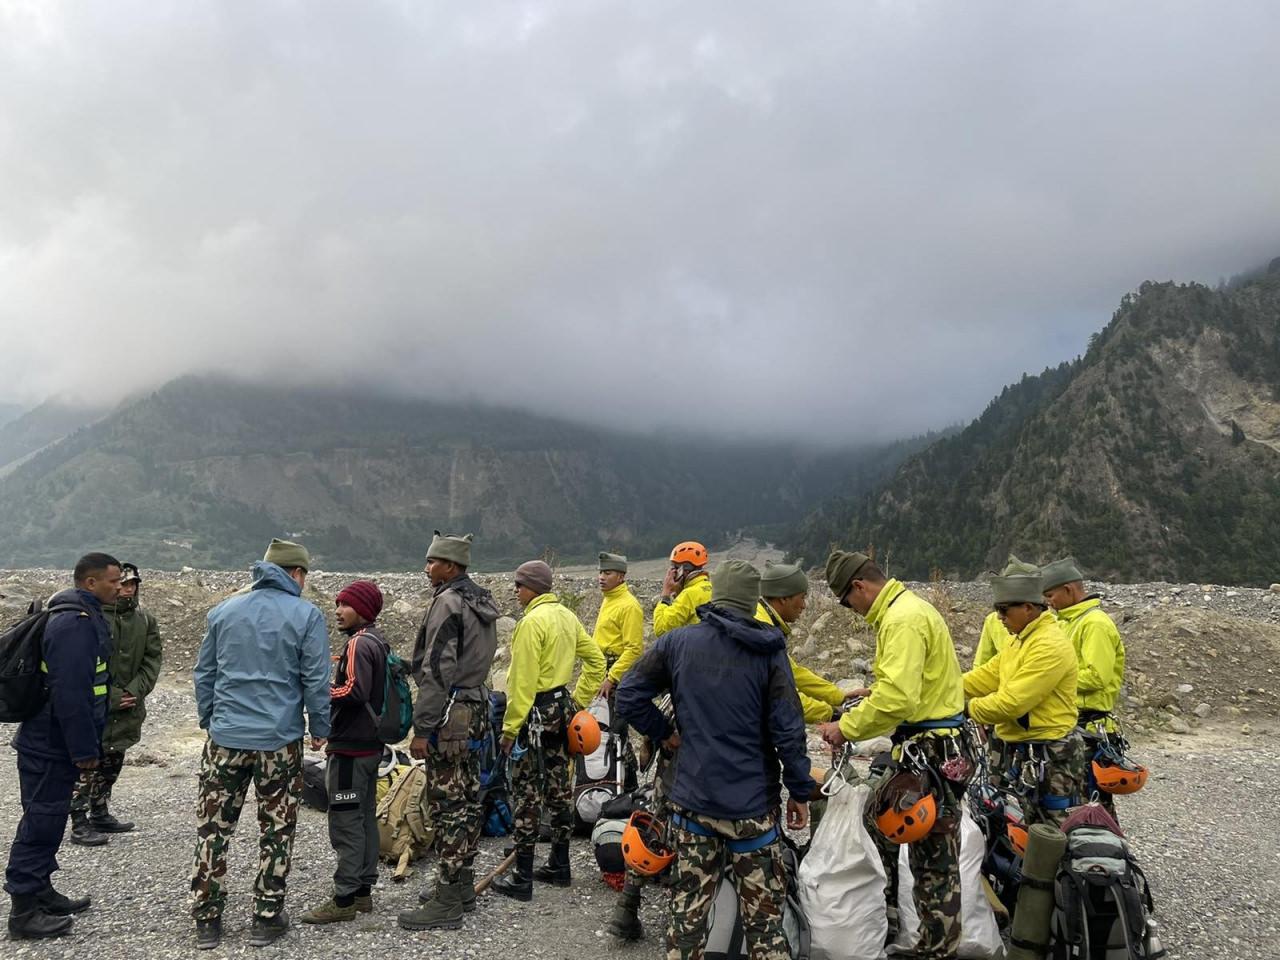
[896,809,1006,959]
[797,783,888,960]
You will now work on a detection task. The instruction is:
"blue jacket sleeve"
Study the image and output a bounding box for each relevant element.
[301,608,333,739]
[45,612,102,764]
[768,651,815,802]
[194,612,218,730]
[615,639,672,742]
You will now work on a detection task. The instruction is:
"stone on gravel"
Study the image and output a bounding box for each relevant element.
[1168,717,1191,734]
[1194,703,1212,719]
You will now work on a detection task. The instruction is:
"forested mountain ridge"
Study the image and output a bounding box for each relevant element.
[790,263,1280,584]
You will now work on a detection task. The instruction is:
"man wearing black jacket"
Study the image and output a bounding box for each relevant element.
[301,581,388,925]
[5,553,121,940]
[617,560,814,960]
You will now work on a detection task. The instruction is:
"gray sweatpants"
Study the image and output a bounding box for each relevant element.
[326,753,381,898]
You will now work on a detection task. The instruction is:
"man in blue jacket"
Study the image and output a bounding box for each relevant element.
[5,552,121,940]
[190,539,331,950]
[617,560,814,960]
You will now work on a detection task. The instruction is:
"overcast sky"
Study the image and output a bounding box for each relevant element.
[1,1,1278,442]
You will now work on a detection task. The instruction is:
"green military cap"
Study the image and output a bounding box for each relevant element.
[991,573,1044,605]
[1001,554,1041,577]
[1039,556,1084,591]
[426,531,473,567]
[760,561,808,598]
[264,538,310,570]
[598,552,628,573]
[825,549,871,598]
[711,559,761,615]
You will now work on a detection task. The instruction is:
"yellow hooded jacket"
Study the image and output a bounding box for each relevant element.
[652,573,712,637]
[1055,598,1125,714]
[755,601,844,725]
[594,583,644,683]
[503,593,607,739]
[838,579,965,743]
[973,611,1013,669]
[963,609,1078,741]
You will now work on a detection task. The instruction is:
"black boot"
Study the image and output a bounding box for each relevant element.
[89,803,134,834]
[7,893,75,940]
[69,810,108,847]
[195,916,222,950]
[606,881,644,941]
[490,850,534,902]
[533,840,571,887]
[248,911,290,947]
[36,887,91,916]
[459,866,476,913]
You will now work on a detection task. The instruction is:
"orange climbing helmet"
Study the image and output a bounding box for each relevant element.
[567,709,602,756]
[669,541,708,568]
[621,811,675,876]
[873,770,938,845]
[1092,755,1149,795]
[1007,820,1029,857]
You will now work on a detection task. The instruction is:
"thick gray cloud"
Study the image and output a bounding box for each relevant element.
[1,1,1278,441]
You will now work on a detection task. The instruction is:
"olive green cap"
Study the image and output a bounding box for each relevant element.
[710,559,761,615]
[598,552,628,573]
[1039,556,1084,591]
[1001,554,1041,577]
[760,561,808,598]
[991,573,1044,605]
[825,549,871,598]
[264,538,310,570]
[426,531,473,567]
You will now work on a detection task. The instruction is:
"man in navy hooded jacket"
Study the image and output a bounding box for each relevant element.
[617,559,814,960]
[5,552,121,941]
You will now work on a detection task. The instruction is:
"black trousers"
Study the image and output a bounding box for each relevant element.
[4,751,79,896]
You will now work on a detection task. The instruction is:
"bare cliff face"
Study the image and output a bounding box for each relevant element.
[793,268,1280,584]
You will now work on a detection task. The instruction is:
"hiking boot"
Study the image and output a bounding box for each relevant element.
[7,894,74,940]
[459,867,476,914]
[69,811,108,847]
[195,917,222,950]
[606,885,644,942]
[398,881,463,931]
[248,911,290,947]
[354,894,373,914]
[89,804,135,834]
[35,887,91,916]
[490,850,534,902]
[533,840,571,887]
[300,898,357,924]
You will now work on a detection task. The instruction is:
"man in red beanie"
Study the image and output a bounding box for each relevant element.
[301,580,389,925]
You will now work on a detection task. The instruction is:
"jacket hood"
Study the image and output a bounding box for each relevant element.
[250,561,302,597]
[699,604,786,655]
[449,574,500,625]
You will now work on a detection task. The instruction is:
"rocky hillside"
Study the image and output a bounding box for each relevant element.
[791,262,1280,584]
[0,398,109,478]
[0,376,915,571]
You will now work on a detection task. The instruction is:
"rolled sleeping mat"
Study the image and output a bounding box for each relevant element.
[1007,823,1067,960]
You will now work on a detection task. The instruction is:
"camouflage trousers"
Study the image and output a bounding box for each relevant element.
[866,737,963,960]
[190,738,302,921]
[69,749,126,814]
[666,808,788,960]
[509,697,572,852]
[422,702,486,883]
[992,732,1087,828]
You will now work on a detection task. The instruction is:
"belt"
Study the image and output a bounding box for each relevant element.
[893,714,964,743]
[1077,709,1112,724]
[534,687,570,706]
[670,813,779,853]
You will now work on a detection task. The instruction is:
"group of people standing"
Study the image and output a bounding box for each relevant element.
[3,534,1126,960]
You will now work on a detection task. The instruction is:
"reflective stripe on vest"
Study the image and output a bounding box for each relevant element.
[40,658,109,698]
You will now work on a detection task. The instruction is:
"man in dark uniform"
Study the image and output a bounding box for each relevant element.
[4,553,121,940]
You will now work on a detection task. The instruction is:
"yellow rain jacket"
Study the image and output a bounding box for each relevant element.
[503,593,607,739]
[963,609,1078,742]
[756,601,844,725]
[973,611,1013,668]
[652,573,712,637]
[838,579,964,742]
[1055,598,1125,715]
[594,583,644,684]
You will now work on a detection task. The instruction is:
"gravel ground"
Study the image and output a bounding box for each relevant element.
[3,683,1278,958]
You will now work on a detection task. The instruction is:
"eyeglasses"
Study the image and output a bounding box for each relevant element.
[993,602,1021,616]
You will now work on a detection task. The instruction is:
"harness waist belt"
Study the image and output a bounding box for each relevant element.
[670,814,779,853]
[534,687,570,706]
[893,714,964,742]
[1077,709,1112,723]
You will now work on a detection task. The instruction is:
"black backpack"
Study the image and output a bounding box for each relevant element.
[1050,826,1165,959]
[0,599,85,723]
